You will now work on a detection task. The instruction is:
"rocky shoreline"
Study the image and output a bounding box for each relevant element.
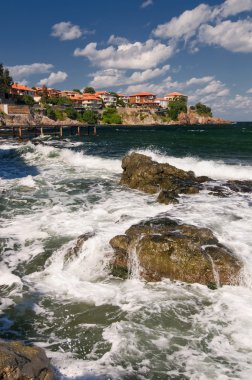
[109,152,249,287]
[0,110,232,127]
[0,340,54,380]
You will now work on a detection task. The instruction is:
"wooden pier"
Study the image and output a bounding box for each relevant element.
[0,124,97,141]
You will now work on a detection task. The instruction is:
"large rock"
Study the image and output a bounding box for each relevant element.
[0,340,54,380]
[120,153,203,202]
[110,217,242,287]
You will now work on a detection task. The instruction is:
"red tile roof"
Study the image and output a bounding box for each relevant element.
[165,92,185,97]
[129,92,155,97]
[12,83,35,92]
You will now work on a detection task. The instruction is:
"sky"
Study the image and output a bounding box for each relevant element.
[1,0,252,120]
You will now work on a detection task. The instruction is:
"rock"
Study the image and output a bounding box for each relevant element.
[64,232,94,263]
[120,153,201,202]
[225,180,252,193]
[110,217,242,287]
[0,340,54,380]
[156,190,179,205]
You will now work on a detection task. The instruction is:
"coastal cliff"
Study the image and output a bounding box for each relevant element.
[0,108,231,126]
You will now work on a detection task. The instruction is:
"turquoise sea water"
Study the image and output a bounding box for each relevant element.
[1,123,252,379]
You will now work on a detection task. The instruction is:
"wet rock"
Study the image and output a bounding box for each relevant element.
[110,217,242,287]
[225,180,252,193]
[208,186,231,197]
[156,190,179,205]
[64,232,94,263]
[120,153,201,202]
[0,340,54,380]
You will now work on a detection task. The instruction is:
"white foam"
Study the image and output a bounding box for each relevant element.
[135,148,252,180]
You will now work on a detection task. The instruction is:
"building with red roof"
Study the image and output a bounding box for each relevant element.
[11,83,35,97]
[128,92,157,107]
[164,92,188,102]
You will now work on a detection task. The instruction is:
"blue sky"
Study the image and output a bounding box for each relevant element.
[1,0,252,120]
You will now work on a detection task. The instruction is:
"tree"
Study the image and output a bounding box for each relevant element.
[65,107,78,120]
[195,102,212,117]
[18,95,35,106]
[0,63,13,100]
[102,107,122,124]
[82,110,99,124]
[84,86,95,94]
[73,89,82,94]
[167,98,187,121]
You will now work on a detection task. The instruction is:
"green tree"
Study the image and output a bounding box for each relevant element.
[65,107,78,120]
[17,95,35,106]
[195,102,212,117]
[167,98,187,121]
[84,87,95,94]
[82,110,99,124]
[0,63,13,99]
[45,107,57,121]
[102,107,122,124]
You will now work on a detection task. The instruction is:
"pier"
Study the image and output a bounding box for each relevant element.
[0,124,97,141]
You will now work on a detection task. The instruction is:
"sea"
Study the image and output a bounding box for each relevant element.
[0,123,252,380]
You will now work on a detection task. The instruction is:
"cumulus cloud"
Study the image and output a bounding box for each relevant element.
[51,21,82,40]
[38,71,68,86]
[153,4,214,40]
[107,35,129,45]
[186,76,214,86]
[219,0,252,17]
[74,39,175,69]
[141,0,153,9]
[8,63,53,79]
[199,20,252,53]
[89,65,170,88]
[247,88,252,93]
[152,0,252,54]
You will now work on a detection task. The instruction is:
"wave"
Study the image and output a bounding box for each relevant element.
[134,148,252,180]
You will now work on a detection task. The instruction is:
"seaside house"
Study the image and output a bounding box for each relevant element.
[81,93,103,110]
[95,91,117,107]
[128,92,157,107]
[155,98,169,109]
[164,92,188,104]
[11,83,35,97]
[117,93,129,105]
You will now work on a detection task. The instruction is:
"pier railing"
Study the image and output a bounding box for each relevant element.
[0,124,97,141]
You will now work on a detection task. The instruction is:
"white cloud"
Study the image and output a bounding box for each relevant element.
[18,79,29,86]
[107,35,129,45]
[8,63,53,79]
[153,4,214,40]
[89,65,170,88]
[141,0,153,9]
[38,71,68,86]
[220,0,252,17]
[247,88,252,93]
[51,21,82,41]
[199,20,252,53]
[186,76,214,86]
[74,39,175,69]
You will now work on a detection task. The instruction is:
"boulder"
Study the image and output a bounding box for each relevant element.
[120,153,201,202]
[0,340,54,380]
[110,217,242,287]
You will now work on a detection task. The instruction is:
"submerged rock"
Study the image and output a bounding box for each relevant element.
[120,153,202,202]
[0,340,54,380]
[110,217,242,287]
[64,232,94,263]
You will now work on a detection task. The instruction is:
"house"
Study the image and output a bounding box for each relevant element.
[59,90,80,99]
[155,98,169,109]
[164,92,188,103]
[117,93,129,105]
[95,91,117,107]
[11,83,36,97]
[81,94,103,110]
[128,92,157,107]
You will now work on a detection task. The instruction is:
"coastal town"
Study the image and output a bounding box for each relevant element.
[0,64,226,127]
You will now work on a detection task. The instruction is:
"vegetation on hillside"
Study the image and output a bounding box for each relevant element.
[102,107,122,124]
[0,63,13,100]
[166,98,187,121]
